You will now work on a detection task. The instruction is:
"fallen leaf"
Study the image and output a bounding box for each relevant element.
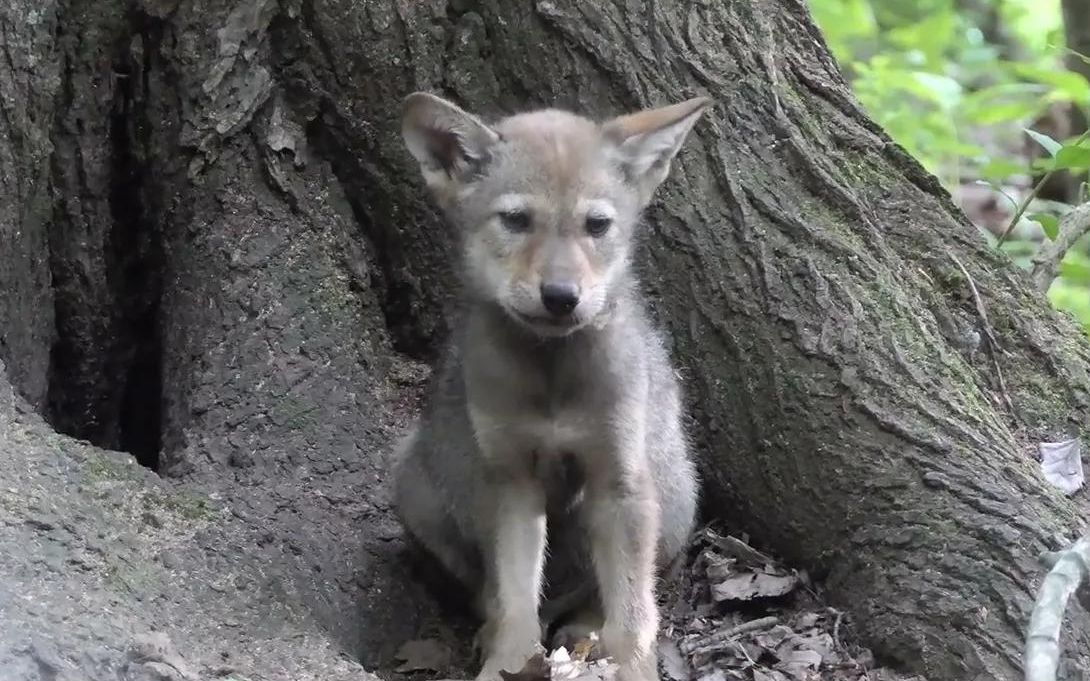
[793,612,821,629]
[702,551,737,582]
[499,651,551,681]
[711,570,799,602]
[787,631,834,660]
[774,647,822,680]
[394,639,452,673]
[753,625,794,650]
[1040,439,1085,495]
[571,633,604,662]
[547,647,617,681]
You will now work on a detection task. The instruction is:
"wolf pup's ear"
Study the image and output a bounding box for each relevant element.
[602,96,712,206]
[402,92,500,199]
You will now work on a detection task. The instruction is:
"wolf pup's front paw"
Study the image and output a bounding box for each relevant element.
[475,619,544,681]
[611,647,658,681]
[601,620,659,681]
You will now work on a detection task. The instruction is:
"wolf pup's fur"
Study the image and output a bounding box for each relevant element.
[392,92,708,681]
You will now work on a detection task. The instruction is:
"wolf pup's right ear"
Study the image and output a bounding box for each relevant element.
[402,92,500,200]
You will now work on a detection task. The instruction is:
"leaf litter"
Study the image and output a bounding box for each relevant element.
[392,524,928,681]
[664,526,928,681]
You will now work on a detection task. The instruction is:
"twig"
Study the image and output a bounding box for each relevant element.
[1025,535,1090,681]
[1029,201,1090,292]
[732,640,757,666]
[948,253,1017,416]
[998,129,1090,248]
[679,616,779,656]
[831,609,844,651]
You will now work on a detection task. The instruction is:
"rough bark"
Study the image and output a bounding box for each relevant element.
[1,1,1089,681]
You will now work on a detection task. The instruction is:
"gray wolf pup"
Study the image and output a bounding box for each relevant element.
[393,91,708,681]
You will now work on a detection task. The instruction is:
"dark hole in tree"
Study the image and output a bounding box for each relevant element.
[45,28,163,471]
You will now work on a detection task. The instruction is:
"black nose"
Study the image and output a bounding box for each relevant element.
[540,282,580,316]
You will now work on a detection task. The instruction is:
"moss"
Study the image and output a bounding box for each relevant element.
[82,452,141,482]
[861,271,999,425]
[271,394,319,430]
[168,492,216,521]
[103,560,159,595]
[142,489,217,521]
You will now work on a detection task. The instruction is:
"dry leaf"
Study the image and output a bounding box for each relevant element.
[394,638,452,673]
[1040,439,1085,495]
[753,625,794,650]
[547,646,617,681]
[570,633,604,662]
[703,551,737,582]
[774,647,823,680]
[793,612,821,629]
[711,570,799,602]
[787,631,834,660]
[499,651,551,681]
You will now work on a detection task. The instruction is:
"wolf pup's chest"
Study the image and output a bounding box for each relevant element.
[468,341,608,455]
[470,404,600,459]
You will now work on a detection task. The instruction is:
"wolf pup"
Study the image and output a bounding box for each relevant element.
[392,92,708,681]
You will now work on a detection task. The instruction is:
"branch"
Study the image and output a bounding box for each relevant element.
[1029,201,1090,292]
[679,616,779,657]
[1024,535,1090,681]
[997,128,1090,248]
[948,253,1017,417]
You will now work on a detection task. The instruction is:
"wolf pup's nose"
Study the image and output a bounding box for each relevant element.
[540,282,580,316]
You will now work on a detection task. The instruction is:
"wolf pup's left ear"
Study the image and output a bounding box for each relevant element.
[402,92,500,200]
[602,96,712,205]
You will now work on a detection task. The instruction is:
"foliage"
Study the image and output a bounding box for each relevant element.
[809,0,1090,332]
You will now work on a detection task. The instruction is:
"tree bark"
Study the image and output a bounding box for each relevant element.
[1,1,1088,680]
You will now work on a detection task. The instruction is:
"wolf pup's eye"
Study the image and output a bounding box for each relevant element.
[585,215,612,237]
[499,210,532,233]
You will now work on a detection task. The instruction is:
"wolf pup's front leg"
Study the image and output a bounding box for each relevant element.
[475,472,548,681]
[584,430,661,681]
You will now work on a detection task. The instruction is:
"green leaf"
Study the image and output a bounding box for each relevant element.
[1052,144,1090,171]
[1010,63,1090,104]
[1025,129,1062,157]
[977,157,1027,182]
[965,99,1044,125]
[907,72,962,110]
[1059,260,1090,286]
[1030,212,1060,240]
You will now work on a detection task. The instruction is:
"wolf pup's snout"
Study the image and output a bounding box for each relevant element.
[540,282,580,316]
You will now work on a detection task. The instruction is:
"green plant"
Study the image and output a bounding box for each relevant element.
[809,0,1090,331]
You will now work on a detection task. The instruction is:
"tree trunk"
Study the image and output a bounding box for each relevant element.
[1,1,1088,681]
[1034,0,1090,203]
